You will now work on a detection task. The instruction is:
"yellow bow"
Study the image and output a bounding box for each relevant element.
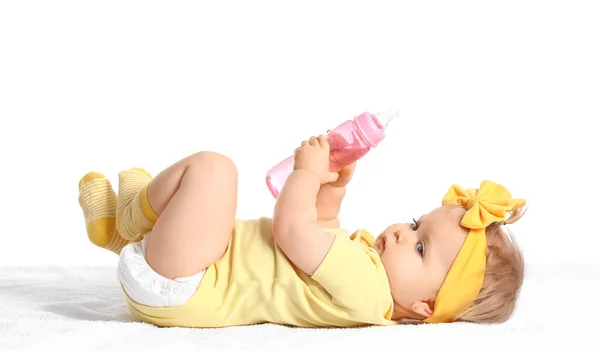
[443,180,526,229]
[423,180,525,324]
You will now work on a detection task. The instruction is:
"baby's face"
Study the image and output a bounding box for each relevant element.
[374,205,468,319]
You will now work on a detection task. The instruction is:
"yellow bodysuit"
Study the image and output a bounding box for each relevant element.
[120,217,398,328]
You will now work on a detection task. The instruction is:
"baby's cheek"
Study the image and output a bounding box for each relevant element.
[389,261,412,286]
[392,272,422,302]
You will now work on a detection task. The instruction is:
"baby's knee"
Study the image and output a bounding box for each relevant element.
[189,151,238,177]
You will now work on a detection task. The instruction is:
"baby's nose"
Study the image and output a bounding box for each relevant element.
[395,230,404,243]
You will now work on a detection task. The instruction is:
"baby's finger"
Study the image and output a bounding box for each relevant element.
[343,162,356,172]
[309,136,319,146]
[339,163,355,178]
[317,134,329,150]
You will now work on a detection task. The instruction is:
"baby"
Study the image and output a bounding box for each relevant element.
[78,134,527,327]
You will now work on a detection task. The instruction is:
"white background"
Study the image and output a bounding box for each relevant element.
[1,0,598,267]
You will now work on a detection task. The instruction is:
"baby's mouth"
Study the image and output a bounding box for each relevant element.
[375,236,386,254]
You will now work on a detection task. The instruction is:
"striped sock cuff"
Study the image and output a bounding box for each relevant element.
[139,184,159,223]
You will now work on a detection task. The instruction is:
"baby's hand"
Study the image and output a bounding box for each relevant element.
[327,162,356,188]
[293,135,340,185]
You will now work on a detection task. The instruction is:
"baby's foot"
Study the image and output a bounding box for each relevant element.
[78,172,129,254]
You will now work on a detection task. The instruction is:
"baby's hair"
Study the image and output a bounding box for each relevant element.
[456,206,527,323]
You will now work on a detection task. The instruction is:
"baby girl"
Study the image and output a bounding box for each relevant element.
[78,134,527,327]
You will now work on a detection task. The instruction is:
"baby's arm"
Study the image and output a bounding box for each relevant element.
[272,136,356,277]
[272,169,336,276]
[272,169,390,314]
[315,163,355,228]
[315,184,346,228]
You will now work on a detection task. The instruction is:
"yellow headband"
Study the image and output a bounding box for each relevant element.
[422,180,526,324]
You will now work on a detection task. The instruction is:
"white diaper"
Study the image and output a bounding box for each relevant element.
[117,232,206,307]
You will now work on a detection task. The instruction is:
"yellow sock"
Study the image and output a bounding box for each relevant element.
[78,172,129,255]
[116,167,159,241]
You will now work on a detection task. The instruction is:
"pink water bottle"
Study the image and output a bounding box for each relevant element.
[265,107,399,198]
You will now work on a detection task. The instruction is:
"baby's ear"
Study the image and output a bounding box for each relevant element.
[411,299,434,319]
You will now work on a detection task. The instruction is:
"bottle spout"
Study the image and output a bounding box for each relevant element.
[373,107,399,129]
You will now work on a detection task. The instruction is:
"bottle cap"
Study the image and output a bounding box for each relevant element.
[354,107,398,147]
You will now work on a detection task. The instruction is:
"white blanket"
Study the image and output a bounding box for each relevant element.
[1,264,598,351]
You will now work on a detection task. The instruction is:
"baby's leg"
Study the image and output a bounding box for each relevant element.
[145,151,238,280]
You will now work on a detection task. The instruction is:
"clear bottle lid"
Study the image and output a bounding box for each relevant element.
[373,107,399,129]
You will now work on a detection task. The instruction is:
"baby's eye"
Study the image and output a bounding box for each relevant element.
[412,218,419,231]
[416,242,424,256]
